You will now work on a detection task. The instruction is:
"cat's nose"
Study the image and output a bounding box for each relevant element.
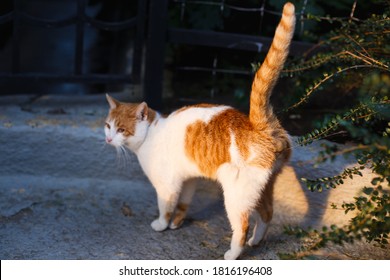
[106,137,113,143]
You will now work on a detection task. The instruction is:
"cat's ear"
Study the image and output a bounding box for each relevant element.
[136,102,149,121]
[106,94,120,109]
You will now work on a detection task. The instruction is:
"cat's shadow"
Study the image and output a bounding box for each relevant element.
[181,159,356,233]
[183,173,330,230]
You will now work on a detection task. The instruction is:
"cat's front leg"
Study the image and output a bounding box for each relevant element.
[169,179,196,230]
[151,191,180,232]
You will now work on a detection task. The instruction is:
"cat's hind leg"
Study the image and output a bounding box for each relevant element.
[218,164,270,260]
[223,202,250,260]
[247,209,270,246]
[169,179,197,230]
[248,173,275,246]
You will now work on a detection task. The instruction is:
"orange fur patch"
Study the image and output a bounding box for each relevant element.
[146,106,157,124]
[107,103,157,136]
[240,212,250,246]
[165,212,173,223]
[108,103,139,137]
[185,108,275,178]
[256,173,276,224]
[172,203,189,228]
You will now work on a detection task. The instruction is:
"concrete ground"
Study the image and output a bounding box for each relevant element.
[0,94,388,260]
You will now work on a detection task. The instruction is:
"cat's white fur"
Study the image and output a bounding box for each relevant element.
[106,105,271,259]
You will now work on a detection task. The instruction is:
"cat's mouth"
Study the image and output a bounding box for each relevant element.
[105,137,120,147]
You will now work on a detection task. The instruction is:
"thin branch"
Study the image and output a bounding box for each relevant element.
[315,143,388,163]
[349,0,358,23]
[284,48,389,74]
[287,65,379,111]
[344,33,371,57]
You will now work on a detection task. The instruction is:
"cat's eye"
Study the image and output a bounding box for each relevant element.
[105,123,111,129]
[117,128,125,133]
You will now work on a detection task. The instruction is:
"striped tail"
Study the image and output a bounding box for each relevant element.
[249,2,296,127]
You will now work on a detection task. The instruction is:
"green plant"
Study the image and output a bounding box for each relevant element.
[280,1,390,258]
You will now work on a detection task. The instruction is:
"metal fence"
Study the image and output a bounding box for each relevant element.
[0,0,146,92]
[144,0,317,108]
[0,0,358,108]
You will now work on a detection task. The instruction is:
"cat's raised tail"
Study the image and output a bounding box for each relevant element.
[249,2,296,127]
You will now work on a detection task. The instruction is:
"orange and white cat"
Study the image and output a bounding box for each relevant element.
[105,2,295,260]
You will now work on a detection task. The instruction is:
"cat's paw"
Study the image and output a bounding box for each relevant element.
[169,220,184,230]
[247,236,259,247]
[224,249,240,260]
[247,224,268,246]
[151,219,168,232]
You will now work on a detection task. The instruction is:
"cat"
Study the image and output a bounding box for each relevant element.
[104,2,295,260]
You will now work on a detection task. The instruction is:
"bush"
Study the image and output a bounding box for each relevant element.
[280,1,390,257]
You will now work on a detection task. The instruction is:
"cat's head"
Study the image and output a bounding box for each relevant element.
[104,94,153,151]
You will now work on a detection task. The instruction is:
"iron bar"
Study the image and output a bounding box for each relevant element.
[132,0,147,83]
[11,0,21,73]
[167,28,314,56]
[0,73,132,84]
[143,0,169,110]
[74,0,86,75]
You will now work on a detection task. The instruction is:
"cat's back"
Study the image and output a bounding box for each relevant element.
[168,104,230,125]
[160,104,276,178]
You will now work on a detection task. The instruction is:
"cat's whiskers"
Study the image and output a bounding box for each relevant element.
[100,139,108,151]
[116,144,131,170]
